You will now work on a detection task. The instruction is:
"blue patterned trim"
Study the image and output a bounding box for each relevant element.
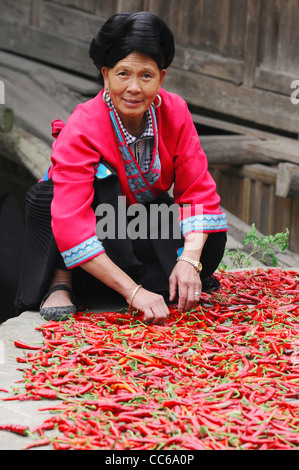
[42,168,49,181]
[61,236,105,268]
[176,246,184,257]
[180,213,228,236]
[109,106,161,204]
[95,162,112,179]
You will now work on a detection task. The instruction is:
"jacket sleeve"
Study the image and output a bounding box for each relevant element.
[172,101,227,236]
[49,110,105,269]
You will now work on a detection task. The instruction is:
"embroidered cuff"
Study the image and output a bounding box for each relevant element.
[61,236,105,268]
[180,213,228,236]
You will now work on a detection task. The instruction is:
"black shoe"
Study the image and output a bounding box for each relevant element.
[40,284,77,321]
[201,275,221,294]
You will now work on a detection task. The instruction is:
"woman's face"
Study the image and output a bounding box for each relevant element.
[102,52,166,132]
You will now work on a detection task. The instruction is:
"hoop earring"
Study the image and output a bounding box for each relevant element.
[153,94,162,108]
[102,90,109,103]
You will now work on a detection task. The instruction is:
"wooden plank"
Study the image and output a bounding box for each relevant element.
[243,0,261,87]
[47,0,95,13]
[210,167,221,189]
[94,0,118,16]
[164,68,299,134]
[240,176,251,223]
[275,195,292,237]
[267,184,276,234]
[254,66,299,95]
[191,113,293,141]
[254,1,299,92]
[156,0,239,73]
[230,164,278,185]
[0,50,99,96]
[218,171,233,213]
[0,18,96,79]
[173,46,243,85]
[276,162,299,198]
[0,0,31,24]
[148,0,248,61]
[0,62,71,144]
[258,184,271,235]
[40,1,104,43]
[200,135,275,165]
[257,0,280,70]
[31,0,41,27]
[290,198,299,253]
[117,0,144,12]
[245,140,299,165]
[251,180,263,227]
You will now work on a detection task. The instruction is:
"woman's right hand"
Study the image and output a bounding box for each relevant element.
[82,255,169,325]
[130,287,169,325]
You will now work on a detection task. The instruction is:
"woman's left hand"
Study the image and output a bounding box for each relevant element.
[169,261,202,312]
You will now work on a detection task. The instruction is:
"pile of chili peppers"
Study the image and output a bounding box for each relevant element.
[1,268,299,450]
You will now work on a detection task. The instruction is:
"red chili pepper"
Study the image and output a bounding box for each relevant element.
[271,343,284,356]
[53,441,71,450]
[1,393,32,401]
[238,357,251,377]
[256,366,263,377]
[4,269,299,450]
[60,382,93,397]
[23,437,51,450]
[31,388,57,400]
[31,421,55,435]
[42,329,52,339]
[0,424,29,436]
[110,383,137,394]
[14,340,42,350]
[228,364,238,375]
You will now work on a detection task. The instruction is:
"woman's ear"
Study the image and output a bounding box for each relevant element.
[101,67,109,89]
[159,69,167,86]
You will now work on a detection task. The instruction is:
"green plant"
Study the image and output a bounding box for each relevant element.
[220,224,290,270]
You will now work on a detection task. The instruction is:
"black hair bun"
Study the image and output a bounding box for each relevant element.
[89,11,175,82]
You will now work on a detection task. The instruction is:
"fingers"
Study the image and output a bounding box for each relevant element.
[131,289,169,325]
[143,308,167,325]
[168,275,177,303]
[169,263,202,313]
[177,280,202,313]
[194,287,201,301]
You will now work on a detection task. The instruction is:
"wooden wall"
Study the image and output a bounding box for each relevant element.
[0,0,298,134]
[0,0,298,250]
[210,164,299,253]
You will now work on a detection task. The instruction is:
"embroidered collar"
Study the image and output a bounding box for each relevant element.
[107,99,161,204]
[105,95,154,145]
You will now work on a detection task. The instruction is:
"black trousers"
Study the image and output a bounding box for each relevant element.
[15,172,226,314]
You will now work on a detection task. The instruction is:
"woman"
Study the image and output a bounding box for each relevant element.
[15,11,227,325]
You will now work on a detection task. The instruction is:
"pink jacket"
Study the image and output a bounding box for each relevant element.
[45,88,227,268]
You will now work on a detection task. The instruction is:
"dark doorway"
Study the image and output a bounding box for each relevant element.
[0,193,25,322]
